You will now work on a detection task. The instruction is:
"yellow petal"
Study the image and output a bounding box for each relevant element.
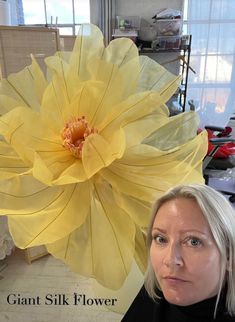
[29,55,48,103]
[47,180,136,289]
[0,175,61,214]
[0,176,91,247]
[104,38,138,66]
[68,24,105,81]
[0,141,29,180]
[33,151,88,185]
[41,74,70,132]
[134,227,148,273]
[100,131,207,202]
[101,164,163,202]
[45,53,78,104]
[44,25,104,89]
[0,56,47,112]
[138,55,181,101]
[45,53,69,77]
[0,139,19,156]
[99,91,164,137]
[82,133,124,178]
[103,38,139,97]
[113,189,151,227]
[52,160,88,184]
[0,79,28,109]
[71,78,123,127]
[41,76,121,133]
[123,104,169,147]
[108,128,126,160]
[0,95,24,116]
[88,62,125,126]
[0,106,62,164]
[32,152,54,185]
[143,111,200,149]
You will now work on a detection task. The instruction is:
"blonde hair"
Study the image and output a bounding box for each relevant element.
[144,184,235,317]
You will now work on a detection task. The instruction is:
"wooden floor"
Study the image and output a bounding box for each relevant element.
[0,249,123,322]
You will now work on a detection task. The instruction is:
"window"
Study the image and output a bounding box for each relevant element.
[22,0,90,35]
[45,0,73,24]
[183,0,235,127]
[22,0,45,24]
[74,0,90,24]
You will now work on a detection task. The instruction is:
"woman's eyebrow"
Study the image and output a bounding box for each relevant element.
[152,227,166,233]
[152,227,208,236]
[178,229,208,236]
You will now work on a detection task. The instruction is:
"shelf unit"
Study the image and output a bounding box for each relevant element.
[139,34,192,113]
[178,35,192,112]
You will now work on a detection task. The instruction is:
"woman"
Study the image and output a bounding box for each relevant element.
[122,184,235,321]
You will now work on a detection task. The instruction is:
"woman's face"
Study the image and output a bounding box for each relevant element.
[150,197,221,306]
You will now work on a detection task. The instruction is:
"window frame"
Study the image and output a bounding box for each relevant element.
[22,0,90,35]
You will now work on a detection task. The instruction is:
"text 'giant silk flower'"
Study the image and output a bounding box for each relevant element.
[0,24,207,289]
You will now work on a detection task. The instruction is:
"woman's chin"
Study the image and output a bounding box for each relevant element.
[163,290,196,307]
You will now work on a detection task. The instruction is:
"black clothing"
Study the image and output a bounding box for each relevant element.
[121,286,235,322]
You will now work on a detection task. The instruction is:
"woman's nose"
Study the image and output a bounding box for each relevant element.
[163,242,183,268]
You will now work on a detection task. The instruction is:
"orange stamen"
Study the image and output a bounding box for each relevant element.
[61,116,98,158]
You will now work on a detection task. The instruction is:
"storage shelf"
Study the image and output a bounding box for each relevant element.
[139,34,192,113]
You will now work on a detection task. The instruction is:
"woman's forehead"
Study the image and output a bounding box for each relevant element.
[153,198,210,231]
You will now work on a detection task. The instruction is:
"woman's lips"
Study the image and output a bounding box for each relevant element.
[163,276,189,283]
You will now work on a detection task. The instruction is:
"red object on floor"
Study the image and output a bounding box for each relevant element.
[206,128,235,158]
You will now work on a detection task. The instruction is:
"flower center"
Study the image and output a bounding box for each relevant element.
[61,116,98,158]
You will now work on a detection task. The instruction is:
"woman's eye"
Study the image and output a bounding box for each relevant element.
[154,235,167,245]
[186,238,202,247]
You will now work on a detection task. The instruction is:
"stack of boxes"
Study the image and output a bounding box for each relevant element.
[112,9,183,51]
[152,15,183,50]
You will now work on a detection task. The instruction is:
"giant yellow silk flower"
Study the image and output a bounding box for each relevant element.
[0,24,207,289]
